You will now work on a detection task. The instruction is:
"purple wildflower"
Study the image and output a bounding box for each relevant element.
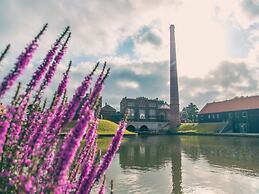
[86,67,109,107]
[76,158,98,194]
[0,24,124,193]
[77,68,109,121]
[33,32,71,104]
[24,176,35,193]
[21,112,43,160]
[77,120,126,194]
[70,118,98,182]
[0,24,47,98]
[26,62,71,159]
[0,116,10,155]
[62,62,99,127]
[37,105,67,183]
[22,26,70,102]
[95,120,127,180]
[53,105,94,193]
[34,62,72,181]
[77,141,97,190]
[79,117,98,165]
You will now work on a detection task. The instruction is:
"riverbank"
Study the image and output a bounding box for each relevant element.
[176,122,226,133]
[171,122,259,138]
[169,132,259,138]
[137,130,259,138]
[137,122,259,138]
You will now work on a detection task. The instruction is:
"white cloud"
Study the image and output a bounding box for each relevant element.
[117,80,139,89]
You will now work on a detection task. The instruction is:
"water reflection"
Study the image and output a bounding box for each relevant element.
[180,136,259,175]
[118,136,183,193]
[104,136,259,193]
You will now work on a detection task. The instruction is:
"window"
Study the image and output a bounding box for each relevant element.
[212,114,215,119]
[149,102,156,107]
[208,114,211,119]
[242,111,247,118]
[128,108,135,119]
[149,109,156,119]
[139,109,145,119]
[217,114,219,119]
[127,102,135,107]
[235,112,239,118]
[159,113,166,121]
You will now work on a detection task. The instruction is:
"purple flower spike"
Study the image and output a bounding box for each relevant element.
[53,106,94,193]
[33,32,71,104]
[70,118,98,182]
[77,141,97,190]
[22,26,70,101]
[0,24,124,193]
[62,62,99,126]
[0,111,12,155]
[80,117,98,164]
[26,61,71,159]
[77,120,127,194]
[95,120,127,180]
[0,24,47,98]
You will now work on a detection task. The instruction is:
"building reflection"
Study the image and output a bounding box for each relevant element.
[118,136,183,194]
[180,136,259,174]
[112,135,259,194]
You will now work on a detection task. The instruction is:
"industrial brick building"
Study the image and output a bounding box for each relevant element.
[120,97,170,123]
[198,96,259,133]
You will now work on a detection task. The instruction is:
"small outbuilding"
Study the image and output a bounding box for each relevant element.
[100,103,122,123]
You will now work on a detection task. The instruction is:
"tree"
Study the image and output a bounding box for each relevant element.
[181,103,199,123]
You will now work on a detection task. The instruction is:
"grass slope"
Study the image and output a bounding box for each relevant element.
[176,122,227,133]
[63,119,136,135]
[97,119,136,135]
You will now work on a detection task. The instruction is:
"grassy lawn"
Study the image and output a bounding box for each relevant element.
[63,119,136,135]
[97,119,136,135]
[176,122,227,133]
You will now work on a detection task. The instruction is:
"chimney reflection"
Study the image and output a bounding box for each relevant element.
[171,136,182,194]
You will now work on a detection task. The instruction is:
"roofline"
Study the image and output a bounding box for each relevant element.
[206,95,259,105]
[199,95,259,114]
[199,107,259,114]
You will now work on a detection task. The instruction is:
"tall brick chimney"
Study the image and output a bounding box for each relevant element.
[169,24,180,129]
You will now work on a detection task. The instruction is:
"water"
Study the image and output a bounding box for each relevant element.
[99,135,259,194]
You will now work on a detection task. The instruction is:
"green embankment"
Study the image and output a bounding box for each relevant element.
[97,119,136,135]
[63,119,136,136]
[176,122,227,133]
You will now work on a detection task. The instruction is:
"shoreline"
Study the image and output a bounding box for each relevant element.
[137,131,259,138]
[169,132,259,138]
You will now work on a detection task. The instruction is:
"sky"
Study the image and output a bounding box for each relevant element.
[1,0,259,110]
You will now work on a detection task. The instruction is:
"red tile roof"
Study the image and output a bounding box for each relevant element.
[199,96,259,114]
